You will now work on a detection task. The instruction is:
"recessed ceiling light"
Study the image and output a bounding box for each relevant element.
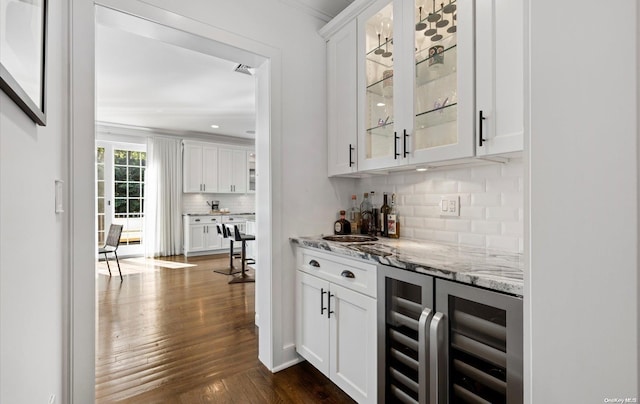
[377,102,386,107]
[416,167,429,172]
[210,124,219,129]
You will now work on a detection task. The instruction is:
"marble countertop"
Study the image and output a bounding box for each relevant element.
[290,235,524,297]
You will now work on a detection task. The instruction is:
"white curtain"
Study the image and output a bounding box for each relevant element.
[144,137,183,257]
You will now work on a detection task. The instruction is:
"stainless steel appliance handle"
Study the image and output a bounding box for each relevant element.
[418,307,433,404]
[430,312,447,404]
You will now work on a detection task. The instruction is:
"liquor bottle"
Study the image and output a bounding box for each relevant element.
[359,192,372,235]
[387,193,400,239]
[370,191,379,236]
[380,192,391,237]
[349,194,360,234]
[334,210,351,235]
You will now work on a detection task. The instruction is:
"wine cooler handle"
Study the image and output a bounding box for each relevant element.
[340,270,355,279]
[349,144,354,167]
[418,308,433,404]
[309,260,320,268]
[479,110,486,147]
[394,132,399,159]
[320,288,327,315]
[430,312,447,404]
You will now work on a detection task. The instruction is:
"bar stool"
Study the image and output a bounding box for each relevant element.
[213,223,240,275]
[228,225,255,284]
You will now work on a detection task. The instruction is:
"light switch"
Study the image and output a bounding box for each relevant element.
[439,195,461,217]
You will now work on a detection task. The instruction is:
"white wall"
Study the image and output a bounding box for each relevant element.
[0,1,68,403]
[357,159,524,252]
[528,0,638,401]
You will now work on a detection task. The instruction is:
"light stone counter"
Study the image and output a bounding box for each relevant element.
[290,235,524,297]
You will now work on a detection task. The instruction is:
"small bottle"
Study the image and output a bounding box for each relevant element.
[349,194,360,234]
[334,210,351,235]
[380,192,391,237]
[360,192,372,235]
[370,191,379,236]
[387,193,400,239]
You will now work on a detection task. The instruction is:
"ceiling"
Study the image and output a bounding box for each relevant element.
[95,0,354,141]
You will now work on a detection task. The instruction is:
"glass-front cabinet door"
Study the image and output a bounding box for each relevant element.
[358,0,474,171]
[359,0,397,169]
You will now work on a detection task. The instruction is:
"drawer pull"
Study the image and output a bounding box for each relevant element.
[309,260,320,268]
[341,270,355,279]
[195,219,201,222]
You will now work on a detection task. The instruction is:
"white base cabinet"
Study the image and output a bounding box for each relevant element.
[295,248,377,404]
[183,215,222,256]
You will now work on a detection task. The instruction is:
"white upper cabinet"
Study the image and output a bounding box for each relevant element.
[358,0,474,171]
[183,142,219,193]
[218,147,248,193]
[323,0,524,174]
[327,20,358,177]
[475,0,524,156]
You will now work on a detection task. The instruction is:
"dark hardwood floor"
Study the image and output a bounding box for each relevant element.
[96,254,355,403]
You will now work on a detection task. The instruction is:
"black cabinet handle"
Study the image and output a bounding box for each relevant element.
[320,288,327,315]
[349,144,354,167]
[309,260,320,268]
[195,219,201,222]
[341,270,355,279]
[328,293,335,318]
[479,110,486,147]
[403,129,409,158]
[394,132,399,159]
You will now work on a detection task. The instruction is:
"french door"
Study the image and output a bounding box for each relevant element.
[96,141,146,256]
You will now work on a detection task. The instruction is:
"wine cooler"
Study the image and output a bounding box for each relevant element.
[378,266,523,403]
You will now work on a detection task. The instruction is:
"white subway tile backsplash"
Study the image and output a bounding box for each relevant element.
[486,178,520,193]
[460,206,486,220]
[486,207,520,221]
[458,180,486,193]
[445,219,472,232]
[458,233,487,247]
[183,193,255,214]
[471,193,501,207]
[486,235,520,252]
[425,218,446,230]
[471,221,502,235]
[356,159,523,253]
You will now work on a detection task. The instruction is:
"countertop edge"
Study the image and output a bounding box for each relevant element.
[290,236,524,297]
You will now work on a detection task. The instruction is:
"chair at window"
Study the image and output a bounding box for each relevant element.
[99,224,123,281]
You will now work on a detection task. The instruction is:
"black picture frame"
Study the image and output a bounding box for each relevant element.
[0,0,47,126]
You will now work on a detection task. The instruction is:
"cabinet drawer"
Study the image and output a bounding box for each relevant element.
[187,215,221,225]
[298,249,377,298]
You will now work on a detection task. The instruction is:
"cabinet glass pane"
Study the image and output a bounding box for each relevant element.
[364,2,394,160]
[414,0,458,150]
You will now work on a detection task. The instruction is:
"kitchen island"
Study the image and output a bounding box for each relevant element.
[291,235,523,296]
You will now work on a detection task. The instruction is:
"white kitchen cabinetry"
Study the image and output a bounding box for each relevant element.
[322,0,523,175]
[475,0,524,156]
[296,249,377,404]
[183,142,218,193]
[183,215,222,256]
[327,19,358,176]
[357,0,474,172]
[218,147,248,193]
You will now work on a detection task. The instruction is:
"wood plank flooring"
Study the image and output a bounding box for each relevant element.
[96,254,355,403]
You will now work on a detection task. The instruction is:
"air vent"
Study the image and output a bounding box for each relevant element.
[234,64,253,75]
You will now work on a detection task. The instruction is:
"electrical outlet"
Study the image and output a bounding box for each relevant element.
[439,195,460,217]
